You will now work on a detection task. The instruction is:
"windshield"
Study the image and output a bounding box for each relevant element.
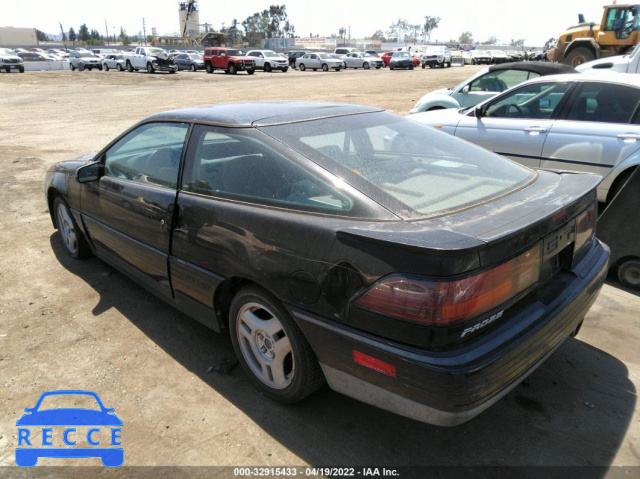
[78,52,93,58]
[261,112,534,218]
[263,51,279,57]
[147,48,166,55]
[0,48,18,55]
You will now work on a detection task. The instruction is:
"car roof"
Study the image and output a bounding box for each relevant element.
[488,61,576,75]
[147,101,384,127]
[522,71,640,88]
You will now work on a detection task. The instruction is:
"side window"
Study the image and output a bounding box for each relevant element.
[104,122,189,189]
[469,70,536,93]
[182,126,353,213]
[484,82,571,119]
[567,83,640,124]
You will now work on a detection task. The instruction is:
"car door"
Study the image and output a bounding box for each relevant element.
[541,81,640,180]
[454,80,574,169]
[80,122,190,298]
[170,124,355,323]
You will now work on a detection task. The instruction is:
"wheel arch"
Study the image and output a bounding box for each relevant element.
[213,276,272,328]
[565,39,601,59]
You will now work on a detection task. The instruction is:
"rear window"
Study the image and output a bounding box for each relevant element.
[261,112,535,218]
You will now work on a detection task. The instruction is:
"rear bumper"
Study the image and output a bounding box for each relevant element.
[289,239,609,426]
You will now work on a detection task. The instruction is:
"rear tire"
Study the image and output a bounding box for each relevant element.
[53,197,92,260]
[116,63,123,71]
[205,62,213,73]
[104,64,109,71]
[618,259,640,290]
[229,286,325,403]
[126,61,134,72]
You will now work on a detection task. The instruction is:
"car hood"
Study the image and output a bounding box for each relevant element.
[47,152,97,174]
[1,54,22,61]
[409,107,466,128]
[576,55,630,73]
[16,409,123,426]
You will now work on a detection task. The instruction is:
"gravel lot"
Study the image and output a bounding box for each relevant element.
[0,67,639,474]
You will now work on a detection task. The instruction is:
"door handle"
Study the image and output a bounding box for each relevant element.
[617,133,640,141]
[524,127,548,134]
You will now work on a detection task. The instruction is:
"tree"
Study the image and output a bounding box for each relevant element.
[459,31,474,44]
[370,30,385,41]
[408,24,421,43]
[338,27,346,45]
[423,16,441,43]
[483,36,498,45]
[78,24,90,42]
[68,27,77,45]
[242,5,295,46]
[510,39,525,48]
[36,29,50,42]
[387,19,409,42]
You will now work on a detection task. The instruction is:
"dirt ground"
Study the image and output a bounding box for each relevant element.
[0,67,639,475]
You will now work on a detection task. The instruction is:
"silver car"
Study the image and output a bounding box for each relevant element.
[410,62,575,113]
[410,74,640,204]
[297,53,343,72]
[342,52,383,69]
[69,51,103,71]
[102,53,126,71]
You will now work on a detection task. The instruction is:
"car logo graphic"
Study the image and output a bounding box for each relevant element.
[15,390,123,467]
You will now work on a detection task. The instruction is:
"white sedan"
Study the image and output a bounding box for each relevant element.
[410,73,640,204]
[297,53,343,72]
[342,52,383,69]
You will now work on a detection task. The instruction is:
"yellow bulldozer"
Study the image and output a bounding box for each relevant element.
[548,4,640,66]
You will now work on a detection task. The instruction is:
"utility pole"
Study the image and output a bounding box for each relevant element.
[105,19,109,46]
[59,22,66,49]
[142,18,147,45]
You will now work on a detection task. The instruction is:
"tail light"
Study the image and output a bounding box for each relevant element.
[574,202,597,257]
[355,244,541,326]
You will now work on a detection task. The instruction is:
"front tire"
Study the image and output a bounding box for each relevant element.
[229,286,324,403]
[190,63,196,72]
[264,62,272,72]
[247,68,255,75]
[321,63,329,72]
[146,62,154,74]
[228,63,237,74]
[363,62,370,69]
[299,63,306,71]
[565,47,596,67]
[54,197,92,259]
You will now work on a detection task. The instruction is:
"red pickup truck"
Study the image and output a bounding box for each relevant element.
[203,47,256,75]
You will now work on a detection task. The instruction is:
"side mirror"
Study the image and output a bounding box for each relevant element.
[474,105,485,119]
[77,162,102,183]
[462,85,470,94]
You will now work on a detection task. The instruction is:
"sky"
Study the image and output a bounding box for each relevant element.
[0,0,616,46]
